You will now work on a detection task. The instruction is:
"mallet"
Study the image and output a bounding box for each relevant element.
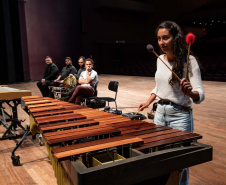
[146,44,181,82]
[185,33,195,80]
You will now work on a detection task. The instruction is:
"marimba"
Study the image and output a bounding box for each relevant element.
[0,86,31,101]
[21,96,212,185]
[0,86,31,140]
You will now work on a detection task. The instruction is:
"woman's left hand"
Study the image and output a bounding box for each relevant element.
[180,78,193,97]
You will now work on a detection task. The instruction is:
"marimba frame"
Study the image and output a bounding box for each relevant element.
[18,96,213,185]
[61,143,212,185]
[0,98,29,140]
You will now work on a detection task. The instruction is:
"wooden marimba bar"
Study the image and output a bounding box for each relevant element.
[21,96,212,185]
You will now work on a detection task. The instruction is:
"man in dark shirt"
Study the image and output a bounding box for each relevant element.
[48,57,77,98]
[76,56,86,80]
[51,57,77,87]
[37,56,59,97]
[67,56,86,96]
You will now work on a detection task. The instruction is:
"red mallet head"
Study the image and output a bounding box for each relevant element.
[186,33,195,44]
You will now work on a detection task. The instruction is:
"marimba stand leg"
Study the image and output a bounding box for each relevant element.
[0,119,27,140]
[0,104,14,135]
[0,99,28,140]
[11,125,31,166]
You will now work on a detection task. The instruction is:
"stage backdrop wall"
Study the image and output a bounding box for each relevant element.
[24,0,82,81]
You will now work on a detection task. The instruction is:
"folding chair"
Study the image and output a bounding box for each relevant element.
[96,81,119,110]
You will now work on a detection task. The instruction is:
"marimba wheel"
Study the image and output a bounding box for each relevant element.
[11,155,20,166]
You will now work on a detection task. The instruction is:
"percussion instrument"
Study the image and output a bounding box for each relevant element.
[0,86,31,140]
[63,75,77,87]
[122,112,147,120]
[0,86,31,100]
[49,75,77,100]
[21,96,212,185]
[50,86,69,100]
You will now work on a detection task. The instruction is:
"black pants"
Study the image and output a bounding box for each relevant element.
[49,81,64,87]
[68,86,76,96]
[37,81,52,97]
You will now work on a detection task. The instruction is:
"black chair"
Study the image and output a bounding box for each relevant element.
[82,81,105,109]
[83,85,98,106]
[96,81,119,110]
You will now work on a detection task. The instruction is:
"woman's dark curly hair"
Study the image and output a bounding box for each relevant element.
[156,21,187,87]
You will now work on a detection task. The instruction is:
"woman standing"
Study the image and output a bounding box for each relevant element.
[138,21,205,185]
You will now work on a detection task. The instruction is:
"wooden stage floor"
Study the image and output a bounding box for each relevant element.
[0,74,226,185]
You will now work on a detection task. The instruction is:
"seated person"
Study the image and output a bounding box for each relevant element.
[49,57,77,97]
[68,56,86,96]
[37,56,59,97]
[76,56,86,80]
[68,58,98,105]
[51,57,77,87]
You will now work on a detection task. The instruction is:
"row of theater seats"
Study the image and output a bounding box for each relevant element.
[99,62,156,77]
[99,60,226,81]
